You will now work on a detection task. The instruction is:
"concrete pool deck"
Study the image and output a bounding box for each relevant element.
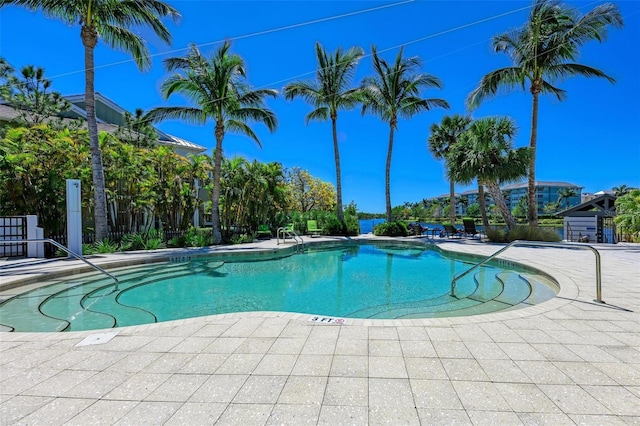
[1,236,639,424]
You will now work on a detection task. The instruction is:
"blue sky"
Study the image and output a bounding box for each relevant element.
[1,0,638,213]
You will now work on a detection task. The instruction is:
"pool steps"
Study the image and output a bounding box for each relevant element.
[0,264,557,332]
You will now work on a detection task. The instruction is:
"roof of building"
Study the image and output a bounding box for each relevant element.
[557,193,617,217]
[501,181,583,191]
[0,94,206,154]
[64,93,206,154]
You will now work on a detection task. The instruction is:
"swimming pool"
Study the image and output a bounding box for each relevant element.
[0,241,559,332]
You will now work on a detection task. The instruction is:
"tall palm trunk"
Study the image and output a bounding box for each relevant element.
[528,85,540,227]
[212,123,224,244]
[478,183,490,229]
[385,123,396,222]
[82,26,108,242]
[485,181,517,229]
[331,116,344,222]
[449,179,456,225]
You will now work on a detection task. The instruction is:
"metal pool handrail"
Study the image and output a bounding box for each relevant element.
[450,240,602,303]
[0,238,120,290]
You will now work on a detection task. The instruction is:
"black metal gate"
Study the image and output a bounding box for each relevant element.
[0,216,27,257]
[597,216,617,244]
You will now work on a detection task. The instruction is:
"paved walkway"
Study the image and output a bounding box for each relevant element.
[1,237,639,425]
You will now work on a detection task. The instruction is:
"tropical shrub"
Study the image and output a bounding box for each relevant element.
[374,221,409,237]
[615,189,640,242]
[485,225,561,243]
[167,227,214,248]
[120,230,165,251]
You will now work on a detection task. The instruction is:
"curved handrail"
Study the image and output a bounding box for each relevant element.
[276,227,303,252]
[450,240,602,303]
[0,238,120,290]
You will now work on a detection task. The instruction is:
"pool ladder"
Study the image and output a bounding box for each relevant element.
[450,240,602,303]
[276,228,305,253]
[0,238,120,290]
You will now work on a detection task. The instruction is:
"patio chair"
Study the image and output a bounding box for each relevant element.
[462,219,479,239]
[256,224,271,239]
[443,223,463,238]
[410,222,426,236]
[307,220,323,237]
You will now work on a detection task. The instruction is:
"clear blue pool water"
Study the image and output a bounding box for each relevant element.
[0,242,557,332]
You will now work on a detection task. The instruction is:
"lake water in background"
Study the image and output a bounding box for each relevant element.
[357,219,564,239]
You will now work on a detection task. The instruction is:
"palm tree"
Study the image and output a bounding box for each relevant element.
[612,184,631,197]
[557,186,577,209]
[0,0,180,241]
[146,42,277,244]
[428,114,471,226]
[447,117,531,230]
[283,42,364,222]
[467,0,623,227]
[361,46,449,222]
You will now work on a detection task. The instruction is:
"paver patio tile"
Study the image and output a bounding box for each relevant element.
[399,339,437,358]
[323,377,368,406]
[278,376,327,405]
[235,337,276,354]
[433,340,474,358]
[215,353,264,374]
[369,377,414,409]
[301,338,336,355]
[397,326,429,341]
[566,344,620,362]
[164,402,227,425]
[63,370,130,399]
[204,337,246,353]
[467,410,523,425]
[442,358,490,381]
[368,326,398,340]
[452,381,511,411]
[499,342,546,361]
[593,362,640,386]
[145,373,208,402]
[335,337,368,355]
[369,356,408,378]
[515,360,574,384]
[582,385,640,416]
[65,399,137,425]
[15,397,94,425]
[369,405,420,425]
[517,412,575,425]
[232,375,287,404]
[330,355,369,377]
[177,353,227,374]
[291,354,333,376]
[253,354,297,375]
[405,357,448,380]
[188,374,248,403]
[266,403,320,425]
[477,358,532,383]
[417,408,471,425]
[568,414,629,425]
[22,370,96,397]
[369,339,402,357]
[0,395,52,424]
[410,378,463,409]
[208,402,273,426]
[426,327,460,342]
[102,372,170,400]
[138,336,184,352]
[539,384,611,415]
[317,405,368,425]
[552,361,618,385]
[495,382,561,413]
[105,352,161,373]
[140,352,194,373]
[463,341,509,360]
[268,337,306,354]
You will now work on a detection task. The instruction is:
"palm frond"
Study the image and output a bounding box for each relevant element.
[145,106,207,125]
[466,67,524,110]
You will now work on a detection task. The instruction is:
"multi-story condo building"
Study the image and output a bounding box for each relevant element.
[428,181,583,216]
